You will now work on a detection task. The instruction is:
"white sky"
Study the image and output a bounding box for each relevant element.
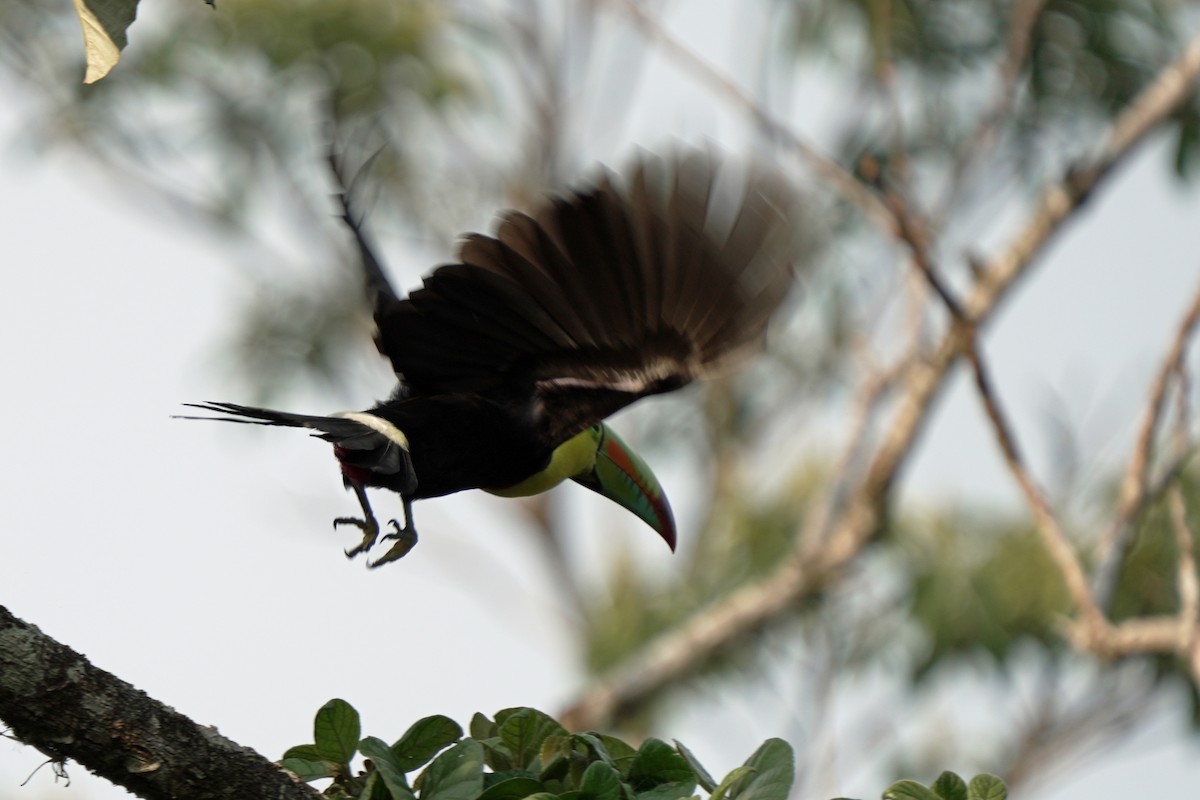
[3,3,1200,800]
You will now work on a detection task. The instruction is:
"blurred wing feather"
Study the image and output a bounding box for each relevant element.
[373,151,797,447]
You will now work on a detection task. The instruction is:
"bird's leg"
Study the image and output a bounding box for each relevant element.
[367,497,419,568]
[334,482,381,559]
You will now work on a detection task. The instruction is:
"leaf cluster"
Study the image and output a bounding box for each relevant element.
[279,700,797,800]
[874,770,1006,800]
[282,701,1009,800]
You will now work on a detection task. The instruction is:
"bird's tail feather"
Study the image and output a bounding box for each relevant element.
[177,402,378,447]
[178,402,414,485]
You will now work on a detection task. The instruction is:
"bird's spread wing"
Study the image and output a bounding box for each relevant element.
[370,151,797,447]
[329,148,404,345]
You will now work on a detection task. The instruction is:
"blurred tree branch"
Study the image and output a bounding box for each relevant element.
[560,20,1200,733]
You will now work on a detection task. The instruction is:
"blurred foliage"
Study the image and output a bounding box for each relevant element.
[788,0,1200,181]
[582,462,1200,717]
[1,0,499,395]
[5,0,475,204]
[11,0,1198,399]
[582,466,814,678]
[1109,470,1200,622]
[900,513,1070,677]
[223,274,372,404]
[215,0,467,118]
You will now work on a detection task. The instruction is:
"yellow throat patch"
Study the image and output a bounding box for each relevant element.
[484,427,598,498]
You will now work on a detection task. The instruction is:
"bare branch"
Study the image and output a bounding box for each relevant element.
[1064,615,1183,656]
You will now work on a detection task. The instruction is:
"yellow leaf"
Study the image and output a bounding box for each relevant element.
[71,0,140,84]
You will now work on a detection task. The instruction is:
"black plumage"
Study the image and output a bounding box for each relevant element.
[373,152,795,445]
[185,150,798,565]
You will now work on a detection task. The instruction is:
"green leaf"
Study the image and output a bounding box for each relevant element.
[281,744,322,761]
[280,756,339,782]
[883,780,942,800]
[580,762,622,800]
[711,767,755,800]
[362,769,386,800]
[727,739,793,800]
[421,740,486,800]
[315,699,362,765]
[361,736,417,800]
[71,0,140,83]
[498,708,567,771]
[480,741,515,773]
[628,739,694,790]
[471,712,498,740]
[966,775,1006,800]
[536,734,573,784]
[931,772,968,800]
[672,741,717,793]
[393,715,464,772]
[477,776,545,800]
[634,782,696,800]
[590,735,638,775]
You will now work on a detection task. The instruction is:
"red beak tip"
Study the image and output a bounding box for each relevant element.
[663,529,677,553]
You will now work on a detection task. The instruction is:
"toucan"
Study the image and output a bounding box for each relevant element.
[184,151,796,567]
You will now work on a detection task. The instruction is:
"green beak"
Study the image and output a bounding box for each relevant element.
[572,424,676,551]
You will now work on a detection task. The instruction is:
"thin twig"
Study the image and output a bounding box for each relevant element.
[1093,281,1200,606]
[798,363,897,553]
[934,0,1049,222]
[965,337,1108,633]
[885,189,966,321]
[1169,488,1200,672]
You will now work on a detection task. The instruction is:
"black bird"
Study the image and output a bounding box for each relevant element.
[184,151,797,566]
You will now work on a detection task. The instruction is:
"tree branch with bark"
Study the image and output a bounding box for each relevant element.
[0,604,320,800]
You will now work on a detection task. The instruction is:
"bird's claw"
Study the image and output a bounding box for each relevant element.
[334,515,380,559]
[367,521,419,568]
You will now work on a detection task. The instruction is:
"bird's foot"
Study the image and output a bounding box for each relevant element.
[366,520,419,568]
[334,515,380,559]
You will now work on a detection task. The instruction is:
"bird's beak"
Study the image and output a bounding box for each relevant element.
[572,424,676,551]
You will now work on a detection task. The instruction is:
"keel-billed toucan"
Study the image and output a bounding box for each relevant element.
[185,151,797,566]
